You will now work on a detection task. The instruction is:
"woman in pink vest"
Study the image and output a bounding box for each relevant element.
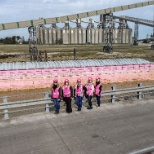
[51,79,61,114]
[62,79,73,113]
[74,78,84,111]
[85,77,94,109]
[94,77,102,107]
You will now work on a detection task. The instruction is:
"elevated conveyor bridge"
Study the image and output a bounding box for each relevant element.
[0,0,153,60]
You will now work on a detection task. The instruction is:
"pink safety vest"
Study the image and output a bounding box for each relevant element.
[62,85,71,97]
[75,85,83,97]
[52,87,60,99]
[86,84,94,96]
[95,84,101,96]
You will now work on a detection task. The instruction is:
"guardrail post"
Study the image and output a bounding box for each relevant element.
[3,97,9,120]
[111,85,116,104]
[138,83,142,99]
[44,92,50,113]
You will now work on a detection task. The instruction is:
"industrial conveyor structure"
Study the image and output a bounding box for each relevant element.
[113,15,154,45]
[0,0,153,60]
[113,16,154,28]
[0,1,153,30]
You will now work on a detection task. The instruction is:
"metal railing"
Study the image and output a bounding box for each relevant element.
[0,83,154,120]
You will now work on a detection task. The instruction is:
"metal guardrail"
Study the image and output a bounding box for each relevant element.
[0,83,154,120]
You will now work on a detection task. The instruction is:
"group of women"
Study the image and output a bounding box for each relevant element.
[51,77,102,114]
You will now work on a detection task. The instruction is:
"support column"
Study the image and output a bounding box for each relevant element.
[28,26,38,61]
[103,13,114,53]
[134,22,139,45]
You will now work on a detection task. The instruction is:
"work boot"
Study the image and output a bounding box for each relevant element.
[54,111,59,114]
[87,106,92,110]
[78,108,81,111]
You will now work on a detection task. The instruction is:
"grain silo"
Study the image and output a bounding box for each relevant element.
[39,27,44,44]
[82,28,86,44]
[62,22,70,44]
[95,28,99,44]
[70,27,78,44]
[48,27,52,44]
[36,27,40,44]
[113,29,119,44]
[52,24,57,44]
[43,28,49,44]
[98,24,103,44]
[86,19,95,44]
[57,26,62,44]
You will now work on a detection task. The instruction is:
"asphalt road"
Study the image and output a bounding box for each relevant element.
[0,99,154,154]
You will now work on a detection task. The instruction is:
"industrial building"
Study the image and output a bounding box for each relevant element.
[36,17,132,45]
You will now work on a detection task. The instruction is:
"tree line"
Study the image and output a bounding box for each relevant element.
[0,36,28,44]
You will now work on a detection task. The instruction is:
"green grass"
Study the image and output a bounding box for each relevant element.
[0,44,103,53]
[0,44,28,53]
[0,44,154,62]
[0,44,152,54]
[51,51,97,58]
[77,51,97,57]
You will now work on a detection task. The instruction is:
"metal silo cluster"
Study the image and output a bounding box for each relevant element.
[36,17,132,45]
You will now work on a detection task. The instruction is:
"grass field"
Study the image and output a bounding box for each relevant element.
[0,43,154,62]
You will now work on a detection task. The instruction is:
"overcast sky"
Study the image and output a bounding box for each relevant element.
[0,0,153,40]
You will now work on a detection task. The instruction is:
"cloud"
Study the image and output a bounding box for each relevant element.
[0,0,153,39]
[42,0,51,3]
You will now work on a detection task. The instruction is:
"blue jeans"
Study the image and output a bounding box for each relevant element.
[87,96,93,107]
[75,96,83,109]
[53,98,60,111]
[96,95,101,107]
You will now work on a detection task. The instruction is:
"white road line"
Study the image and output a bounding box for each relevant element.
[129,146,154,154]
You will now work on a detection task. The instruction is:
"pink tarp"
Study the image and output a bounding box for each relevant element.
[0,64,154,91]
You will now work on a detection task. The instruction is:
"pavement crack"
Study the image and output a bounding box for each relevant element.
[44,114,72,154]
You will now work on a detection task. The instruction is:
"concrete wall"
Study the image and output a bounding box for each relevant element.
[0,64,154,91]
